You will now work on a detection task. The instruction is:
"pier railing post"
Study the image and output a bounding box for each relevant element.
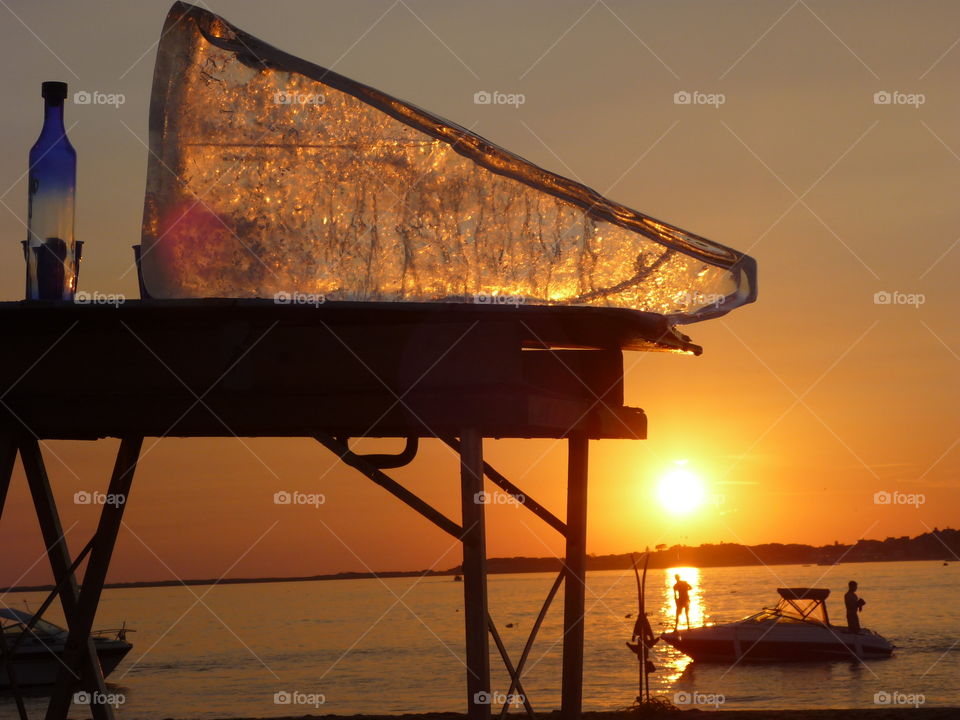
[562,433,589,720]
[459,428,491,720]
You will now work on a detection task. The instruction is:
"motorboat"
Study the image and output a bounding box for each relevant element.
[0,608,133,687]
[660,587,893,662]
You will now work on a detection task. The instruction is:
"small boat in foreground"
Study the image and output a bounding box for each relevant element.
[660,587,893,662]
[0,608,133,687]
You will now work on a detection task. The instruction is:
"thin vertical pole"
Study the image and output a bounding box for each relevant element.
[459,428,490,720]
[631,554,643,704]
[561,434,589,720]
[47,437,142,720]
[641,552,650,703]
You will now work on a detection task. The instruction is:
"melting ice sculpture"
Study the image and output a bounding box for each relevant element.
[141,2,757,322]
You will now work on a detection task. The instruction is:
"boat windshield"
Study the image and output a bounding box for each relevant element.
[744,609,811,624]
[1,615,66,637]
[30,617,66,636]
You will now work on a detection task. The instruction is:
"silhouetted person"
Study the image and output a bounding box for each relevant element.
[844,580,866,633]
[673,574,692,630]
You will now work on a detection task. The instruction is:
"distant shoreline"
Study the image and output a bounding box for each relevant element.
[3,527,955,594]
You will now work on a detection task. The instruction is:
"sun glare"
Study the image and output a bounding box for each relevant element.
[657,465,706,514]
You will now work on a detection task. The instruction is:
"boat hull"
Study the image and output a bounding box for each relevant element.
[661,624,893,663]
[0,640,132,687]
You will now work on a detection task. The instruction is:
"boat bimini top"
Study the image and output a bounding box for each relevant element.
[745,587,833,626]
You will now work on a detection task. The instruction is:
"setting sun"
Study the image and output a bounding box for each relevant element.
[657,464,706,514]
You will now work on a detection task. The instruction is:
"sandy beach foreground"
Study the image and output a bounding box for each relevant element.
[208,710,960,720]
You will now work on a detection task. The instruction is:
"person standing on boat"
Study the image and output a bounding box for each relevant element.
[673,574,692,630]
[844,580,866,633]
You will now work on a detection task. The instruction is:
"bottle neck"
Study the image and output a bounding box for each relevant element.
[42,100,66,134]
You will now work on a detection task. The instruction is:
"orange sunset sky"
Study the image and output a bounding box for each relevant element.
[0,0,958,587]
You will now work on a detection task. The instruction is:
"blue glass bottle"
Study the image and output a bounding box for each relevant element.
[26,81,77,300]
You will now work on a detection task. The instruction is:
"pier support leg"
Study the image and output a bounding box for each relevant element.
[47,436,143,720]
[0,435,16,517]
[20,437,112,720]
[561,434,589,720]
[460,428,490,720]
[20,437,143,720]
[0,435,29,720]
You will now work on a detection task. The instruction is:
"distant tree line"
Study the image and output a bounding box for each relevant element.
[7,529,956,593]
[449,527,960,574]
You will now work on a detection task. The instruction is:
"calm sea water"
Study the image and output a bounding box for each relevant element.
[1,561,957,718]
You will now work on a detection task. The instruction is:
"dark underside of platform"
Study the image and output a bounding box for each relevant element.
[0,300,697,440]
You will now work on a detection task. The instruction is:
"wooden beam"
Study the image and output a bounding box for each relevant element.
[315,434,462,538]
[47,437,142,720]
[487,615,535,718]
[0,302,666,441]
[459,429,490,720]
[18,437,114,720]
[561,434,589,720]
[499,570,564,720]
[442,438,566,536]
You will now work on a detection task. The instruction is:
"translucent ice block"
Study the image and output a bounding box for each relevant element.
[141,2,757,322]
